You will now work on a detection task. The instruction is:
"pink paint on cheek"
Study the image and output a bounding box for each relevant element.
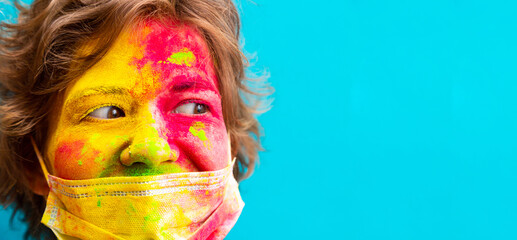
[153,96,228,171]
[152,80,228,171]
[177,119,229,171]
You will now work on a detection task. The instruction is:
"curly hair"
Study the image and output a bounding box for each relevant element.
[0,0,270,239]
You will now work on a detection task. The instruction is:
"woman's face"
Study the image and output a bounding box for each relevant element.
[45,20,229,180]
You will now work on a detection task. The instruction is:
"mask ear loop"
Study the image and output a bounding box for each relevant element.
[30,136,49,184]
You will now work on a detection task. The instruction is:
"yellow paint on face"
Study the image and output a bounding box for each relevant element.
[73,30,161,101]
[57,30,161,177]
[128,63,163,101]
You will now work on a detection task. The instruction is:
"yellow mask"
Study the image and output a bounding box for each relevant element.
[32,138,244,240]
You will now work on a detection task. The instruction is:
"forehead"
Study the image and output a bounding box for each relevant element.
[67,19,217,99]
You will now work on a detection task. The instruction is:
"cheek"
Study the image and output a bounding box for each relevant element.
[165,118,228,171]
[53,139,106,180]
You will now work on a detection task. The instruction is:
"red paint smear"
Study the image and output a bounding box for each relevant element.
[100,19,229,172]
[54,140,85,179]
[54,140,102,179]
[136,19,228,171]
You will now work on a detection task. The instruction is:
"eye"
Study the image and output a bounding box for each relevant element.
[174,102,208,115]
[88,106,125,119]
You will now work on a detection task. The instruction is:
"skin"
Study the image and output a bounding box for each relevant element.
[42,19,229,180]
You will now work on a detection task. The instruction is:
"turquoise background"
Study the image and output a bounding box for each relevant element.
[2,0,517,239]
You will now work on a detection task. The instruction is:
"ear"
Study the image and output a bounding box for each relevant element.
[25,168,49,196]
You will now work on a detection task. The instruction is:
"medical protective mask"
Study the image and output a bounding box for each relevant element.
[31,138,244,240]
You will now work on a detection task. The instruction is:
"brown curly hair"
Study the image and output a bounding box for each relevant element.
[0,0,270,239]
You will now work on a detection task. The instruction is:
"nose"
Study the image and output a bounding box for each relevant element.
[120,124,178,168]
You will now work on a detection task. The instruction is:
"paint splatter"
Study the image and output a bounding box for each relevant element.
[125,201,137,216]
[94,156,103,164]
[158,47,195,67]
[143,202,162,222]
[189,121,212,150]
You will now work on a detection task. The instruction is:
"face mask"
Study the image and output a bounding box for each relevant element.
[31,137,244,240]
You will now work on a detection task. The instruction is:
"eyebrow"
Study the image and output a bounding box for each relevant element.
[65,87,128,107]
[171,78,217,93]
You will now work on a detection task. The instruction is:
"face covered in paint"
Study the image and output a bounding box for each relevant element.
[45,20,229,180]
